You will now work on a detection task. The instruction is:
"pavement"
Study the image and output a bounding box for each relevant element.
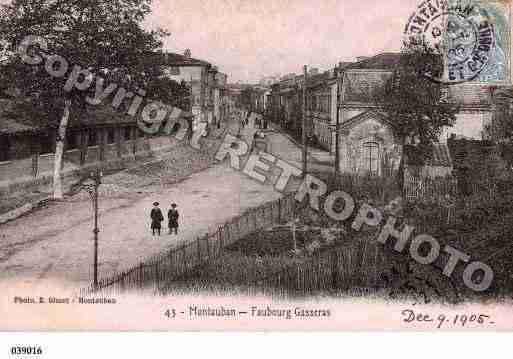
[0,114,335,289]
[0,116,263,287]
[265,123,335,166]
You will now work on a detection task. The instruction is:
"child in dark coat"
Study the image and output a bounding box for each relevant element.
[150,202,164,236]
[168,203,179,235]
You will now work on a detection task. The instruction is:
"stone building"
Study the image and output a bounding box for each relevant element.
[0,98,194,205]
[159,51,228,130]
[306,70,337,151]
[269,52,497,177]
[338,53,494,177]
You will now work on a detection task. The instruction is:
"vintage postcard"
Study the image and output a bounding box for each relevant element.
[1,0,513,333]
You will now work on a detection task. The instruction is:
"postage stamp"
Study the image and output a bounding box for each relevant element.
[1,0,513,340]
[404,0,511,84]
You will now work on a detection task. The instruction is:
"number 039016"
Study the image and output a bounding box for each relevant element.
[10,346,43,356]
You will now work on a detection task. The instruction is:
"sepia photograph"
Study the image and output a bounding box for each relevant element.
[0,0,512,336]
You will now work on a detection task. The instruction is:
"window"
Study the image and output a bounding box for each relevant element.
[67,132,79,150]
[107,128,115,144]
[363,142,379,175]
[124,127,131,141]
[88,129,98,146]
[0,135,10,162]
[40,133,54,154]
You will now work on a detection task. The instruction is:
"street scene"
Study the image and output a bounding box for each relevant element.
[0,0,513,317]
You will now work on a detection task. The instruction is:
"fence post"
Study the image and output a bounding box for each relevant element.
[182,246,187,274]
[220,225,226,249]
[253,210,257,231]
[155,261,160,292]
[168,250,173,278]
[331,249,339,289]
[138,262,143,290]
[197,237,201,264]
[278,198,281,223]
[206,233,211,260]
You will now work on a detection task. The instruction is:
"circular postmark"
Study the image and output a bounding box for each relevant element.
[404,0,496,84]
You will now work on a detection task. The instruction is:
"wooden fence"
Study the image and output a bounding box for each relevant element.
[403,174,458,202]
[248,237,460,302]
[248,238,389,298]
[79,193,299,295]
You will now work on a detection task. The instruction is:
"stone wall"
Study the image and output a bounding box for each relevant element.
[0,131,175,204]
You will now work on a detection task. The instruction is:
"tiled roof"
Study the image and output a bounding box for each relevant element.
[148,51,212,67]
[0,99,40,135]
[343,71,392,103]
[307,72,332,88]
[343,70,492,107]
[70,103,193,127]
[447,138,495,169]
[447,84,492,107]
[404,143,453,167]
[345,53,402,70]
[69,106,138,127]
[0,99,193,135]
[0,118,38,134]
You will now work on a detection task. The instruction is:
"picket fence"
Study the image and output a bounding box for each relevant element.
[79,171,496,297]
[250,238,386,298]
[79,193,299,295]
[248,236,460,302]
[403,174,458,202]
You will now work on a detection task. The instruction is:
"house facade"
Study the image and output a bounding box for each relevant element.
[0,102,154,188]
[338,54,494,177]
[160,51,228,130]
[269,53,497,177]
[306,71,337,152]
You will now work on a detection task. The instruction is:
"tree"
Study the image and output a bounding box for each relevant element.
[146,78,191,111]
[485,86,513,169]
[0,0,169,199]
[487,87,513,141]
[375,42,459,190]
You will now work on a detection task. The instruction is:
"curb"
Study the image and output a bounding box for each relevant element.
[266,124,335,166]
[0,134,227,226]
[0,197,51,225]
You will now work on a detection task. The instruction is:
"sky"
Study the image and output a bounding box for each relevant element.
[146,0,420,83]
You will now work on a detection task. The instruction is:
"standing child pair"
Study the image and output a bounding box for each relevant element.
[150,202,179,236]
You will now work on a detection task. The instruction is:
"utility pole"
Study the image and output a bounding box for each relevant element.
[302,65,308,177]
[334,64,341,180]
[92,169,100,289]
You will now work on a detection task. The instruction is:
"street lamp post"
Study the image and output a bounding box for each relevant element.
[80,168,102,288]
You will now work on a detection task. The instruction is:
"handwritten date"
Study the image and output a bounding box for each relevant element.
[401,309,494,329]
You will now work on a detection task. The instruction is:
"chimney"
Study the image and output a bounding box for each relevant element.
[184,49,191,58]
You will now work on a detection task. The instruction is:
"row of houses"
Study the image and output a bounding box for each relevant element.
[0,50,229,185]
[261,53,499,177]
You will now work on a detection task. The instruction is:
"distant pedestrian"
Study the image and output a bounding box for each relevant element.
[150,202,164,236]
[168,203,179,235]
